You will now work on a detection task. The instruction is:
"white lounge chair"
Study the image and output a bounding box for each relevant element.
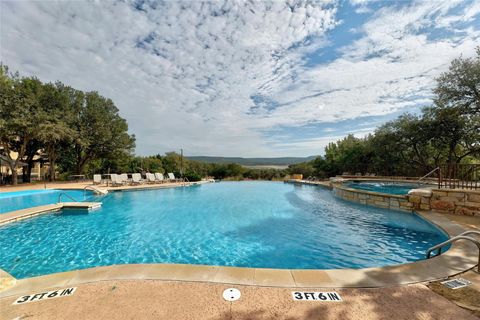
[146,173,156,184]
[93,174,102,185]
[110,174,123,187]
[132,173,144,185]
[155,173,165,183]
[120,173,130,185]
[168,172,182,182]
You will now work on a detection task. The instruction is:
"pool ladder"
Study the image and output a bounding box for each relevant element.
[416,167,439,185]
[426,230,480,273]
[83,185,108,195]
[57,192,79,203]
[83,186,110,203]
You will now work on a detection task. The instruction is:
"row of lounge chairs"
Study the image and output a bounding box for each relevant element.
[93,173,183,186]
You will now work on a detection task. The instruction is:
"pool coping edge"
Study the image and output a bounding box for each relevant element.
[0,209,477,296]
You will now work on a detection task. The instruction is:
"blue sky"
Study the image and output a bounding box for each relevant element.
[1,0,479,157]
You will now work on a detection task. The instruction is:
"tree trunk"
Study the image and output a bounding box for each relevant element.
[11,168,18,185]
[46,144,57,182]
[23,155,36,183]
[49,158,56,181]
[25,164,33,182]
[76,152,92,175]
[22,165,29,183]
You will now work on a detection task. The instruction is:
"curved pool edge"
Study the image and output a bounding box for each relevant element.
[0,210,477,297]
[0,181,210,223]
[332,182,415,212]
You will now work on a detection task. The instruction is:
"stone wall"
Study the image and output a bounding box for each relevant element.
[407,189,432,211]
[333,184,413,212]
[324,181,480,216]
[396,188,480,217]
[428,189,480,216]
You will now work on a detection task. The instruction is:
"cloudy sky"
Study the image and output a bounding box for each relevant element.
[1,0,479,157]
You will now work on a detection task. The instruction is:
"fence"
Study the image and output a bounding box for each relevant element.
[438,163,480,190]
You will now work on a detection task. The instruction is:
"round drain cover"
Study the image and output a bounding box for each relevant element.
[223,288,241,301]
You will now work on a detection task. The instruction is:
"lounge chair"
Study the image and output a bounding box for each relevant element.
[132,173,144,185]
[168,172,182,182]
[120,173,130,185]
[110,174,123,187]
[93,174,102,185]
[155,173,165,183]
[146,173,156,184]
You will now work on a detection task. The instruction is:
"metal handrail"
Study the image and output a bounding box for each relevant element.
[83,185,109,203]
[426,230,480,273]
[83,185,107,195]
[417,167,439,184]
[57,192,79,203]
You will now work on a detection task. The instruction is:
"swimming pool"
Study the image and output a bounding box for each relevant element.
[0,189,93,214]
[0,182,447,278]
[345,181,422,195]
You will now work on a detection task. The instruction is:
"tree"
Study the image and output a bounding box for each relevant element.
[434,47,480,115]
[287,162,316,178]
[36,82,76,181]
[21,139,43,182]
[424,105,480,164]
[161,152,183,175]
[0,69,43,185]
[68,91,135,175]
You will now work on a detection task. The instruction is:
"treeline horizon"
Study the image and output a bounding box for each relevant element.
[1,48,479,184]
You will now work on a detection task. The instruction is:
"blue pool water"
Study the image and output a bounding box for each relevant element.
[346,181,422,195]
[0,189,92,214]
[0,182,447,278]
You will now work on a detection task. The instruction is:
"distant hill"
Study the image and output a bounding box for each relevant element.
[186,156,318,166]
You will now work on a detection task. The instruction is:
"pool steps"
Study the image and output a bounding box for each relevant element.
[0,202,102,226]
[0,181,212,226]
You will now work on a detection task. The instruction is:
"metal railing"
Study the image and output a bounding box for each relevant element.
[417,167,439,184]
[57,192,79,203]
[426,230,480,273]
[83,185,107,195]
[438,163,480,190]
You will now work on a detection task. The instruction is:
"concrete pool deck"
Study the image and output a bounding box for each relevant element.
[0,180,207,194]
[1,280,478,320]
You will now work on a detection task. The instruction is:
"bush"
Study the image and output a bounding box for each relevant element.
[184,171,202,182]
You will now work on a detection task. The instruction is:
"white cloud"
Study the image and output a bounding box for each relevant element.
[1,0,479,157]
[1,0,338,157]
[253,0,480,135]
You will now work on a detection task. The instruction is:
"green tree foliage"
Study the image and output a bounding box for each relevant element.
[287,162,316,178]
[36,82,76,181]
[0,68,44,184]
[64,92,135,175]
[0,66,135,184]
[434,47,480,115]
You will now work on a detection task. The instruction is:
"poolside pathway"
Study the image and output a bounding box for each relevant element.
[0,180,206,194]
[0,280,478,320]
